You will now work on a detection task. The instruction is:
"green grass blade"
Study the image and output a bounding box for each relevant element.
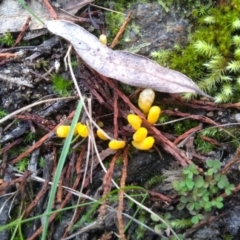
[41,99,84,240]
[17,0,45,25]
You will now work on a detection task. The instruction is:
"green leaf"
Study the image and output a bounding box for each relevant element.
[217,175,228,189]
[204,202,212,211]
[215,201,224,209]
[209,185,218,194]
[195,176,204,188]
[216,196,223,202]
[225,184,235,195]
[203,195,209,202]
[196,190,204,197]
[206,160,221,171]
[194,202,200,210]
[214,173,221,181]
[225,188,231,196]
[177,202,186,210]
[150,213,160,222]
[180,196,188,204]
[207,168,214,176]
[183,169,193,179]
[191,215,200,224]
[154,224,163,235]
[203,182,209,188]
[180,181,186,188]
[183,164,198,178]
[187,202,195,211]
[186,179,194,190]
[172,181,180,191]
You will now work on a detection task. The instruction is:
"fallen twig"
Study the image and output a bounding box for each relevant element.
[110,11,133,49]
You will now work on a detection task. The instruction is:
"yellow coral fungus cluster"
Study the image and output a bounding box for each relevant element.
[56,89,161,152]
[127,114,155,150]
[95,89,161,151]
[128,88,161,150]
[56,123,89,138]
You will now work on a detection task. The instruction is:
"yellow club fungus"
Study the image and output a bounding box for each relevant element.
[138,88,155,113]
[76,123,89,138]
[99,34,107,45]
[133,127,148,142]
[97,129,109,140]
[127,114,142,130]
[147,106,161,124]
[108,140,126,150]
[132,136,155,150]
[56,125,71,138]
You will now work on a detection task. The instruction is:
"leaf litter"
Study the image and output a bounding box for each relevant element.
[46,20,212,99]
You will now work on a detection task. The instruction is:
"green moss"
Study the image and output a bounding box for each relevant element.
[51,74,72,97]
[0,32,14,46]
[173,119,198,135]
[0,108,7,118]
[16,158,29,172]
[152,1,240,103]
[144,174,164,188]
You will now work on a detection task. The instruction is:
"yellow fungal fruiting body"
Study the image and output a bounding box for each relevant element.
[56,125,70,138]
[133,127,148,142]
[99,34,107,45]
[108,140,126,150]
[127,114,142,130]
[132,136,155,150]
[138,88,155,114]
[76,123,89,138]
[97,129,109,140]
[147,106,161,124]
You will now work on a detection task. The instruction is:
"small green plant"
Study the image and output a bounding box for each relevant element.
[144,174,164,189]
[39,157,45,168]
[51,74,72,96]
[173,160,234,224]
[194,136,214,153]
[0,108,7,118]
[16,158,29,172]
[134,210,148,240]
[35,59,48,69]
[24,132,35,143]
[151,213,186,239]
[194,126,239,153]
[173,119,198,135]
[0,32,14,46]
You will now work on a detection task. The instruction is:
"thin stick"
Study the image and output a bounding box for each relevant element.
[110,11,133,49]
[113,90,119,139]
[0,97,75,125]
[13,16,31,47]
[117,146,129,240]
[42,0,58,19]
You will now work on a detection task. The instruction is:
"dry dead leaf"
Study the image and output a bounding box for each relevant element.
[46,20,212,98]
[0,0,94,34]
